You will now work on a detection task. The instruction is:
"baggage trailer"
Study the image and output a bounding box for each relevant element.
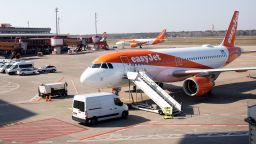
[38,82,68,98]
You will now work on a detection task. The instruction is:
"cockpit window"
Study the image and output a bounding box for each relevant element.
[107,63,113,69]
[101,63,108,69]
[91,63,101,68]
[91,63,113,69]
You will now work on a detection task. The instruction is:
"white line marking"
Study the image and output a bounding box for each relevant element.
[71,80,78,95]
[67,140,81,143]
[0,80,20,94]
[38,141,53,144]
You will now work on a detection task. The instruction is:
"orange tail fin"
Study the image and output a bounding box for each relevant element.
[156,29,167,40]
[221,11,239,47]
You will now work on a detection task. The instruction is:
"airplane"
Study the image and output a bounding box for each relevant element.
[80,11,256,97]
[115,29,167,48]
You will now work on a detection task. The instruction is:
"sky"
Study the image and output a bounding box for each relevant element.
[0,0,255,35]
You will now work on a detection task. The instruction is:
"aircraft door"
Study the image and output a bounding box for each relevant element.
[175,57,183,67]
[120,56,132,72]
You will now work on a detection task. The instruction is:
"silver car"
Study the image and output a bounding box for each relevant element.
[17,68,39,76]
[38,65,57,73]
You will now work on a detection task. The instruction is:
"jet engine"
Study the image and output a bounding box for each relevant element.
[183,76,214,96]
[130,43,138,48]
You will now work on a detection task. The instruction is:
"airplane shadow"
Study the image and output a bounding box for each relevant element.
[0,100,36,126]
[51,95,74,100]
[179,131,248,144]
[124,80,256,116]
[167,81,256,106]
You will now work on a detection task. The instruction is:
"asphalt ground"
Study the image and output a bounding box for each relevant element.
[0,45,256,144]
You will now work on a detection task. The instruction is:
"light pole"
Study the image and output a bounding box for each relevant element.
[95,12,97,35]
[55,8,59,36]
[58,17,60,34]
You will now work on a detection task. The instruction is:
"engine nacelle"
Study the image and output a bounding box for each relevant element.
[183,76,214,97]
[130,43,138,48]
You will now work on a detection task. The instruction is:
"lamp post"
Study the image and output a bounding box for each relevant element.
[55,8,59,36]
[95,12,97,35]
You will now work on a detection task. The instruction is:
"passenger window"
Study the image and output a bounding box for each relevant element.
[107,63,113,69]
[101,63,108,69]
[92,64,101,68]
[114,98,123,106]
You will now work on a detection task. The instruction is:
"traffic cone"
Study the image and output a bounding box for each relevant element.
[45,96,49,102]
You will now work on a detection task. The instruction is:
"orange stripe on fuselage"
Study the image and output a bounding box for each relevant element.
[93,50,211,69]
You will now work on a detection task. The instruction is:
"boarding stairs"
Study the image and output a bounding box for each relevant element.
[127,71,182,115]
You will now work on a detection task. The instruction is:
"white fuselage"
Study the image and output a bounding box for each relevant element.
[80,45,234,88]
[116,38,156,46]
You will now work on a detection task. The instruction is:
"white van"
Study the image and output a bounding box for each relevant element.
[0,60,16,73]
[72,92,128,125]
[6,61,34,75]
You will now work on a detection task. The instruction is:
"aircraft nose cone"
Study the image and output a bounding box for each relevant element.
[80,69,94,85]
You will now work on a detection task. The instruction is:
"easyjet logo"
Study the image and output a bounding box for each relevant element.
[131,54,161,63]
[228,13,239,44]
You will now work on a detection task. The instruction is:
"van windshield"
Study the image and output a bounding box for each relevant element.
[6,64,12,69]
[73,100,85,112]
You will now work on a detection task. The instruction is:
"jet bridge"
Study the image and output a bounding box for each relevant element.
[127,71,182,115]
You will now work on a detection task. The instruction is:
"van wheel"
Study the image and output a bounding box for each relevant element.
[87,117,98,125]
[121,111,128,119]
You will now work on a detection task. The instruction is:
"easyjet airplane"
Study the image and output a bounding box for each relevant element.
[116,29,167,48]
[81,11,256,97]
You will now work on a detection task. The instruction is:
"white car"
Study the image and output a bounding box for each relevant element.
[38,65,57,73]
[17,68,39,76]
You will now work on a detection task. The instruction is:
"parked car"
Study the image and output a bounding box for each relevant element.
[0,61,16,73]
[38,65,57,73]
[6,61,34,75]
[17,68,39,76]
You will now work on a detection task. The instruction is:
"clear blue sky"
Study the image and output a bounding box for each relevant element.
[0,0,255,34]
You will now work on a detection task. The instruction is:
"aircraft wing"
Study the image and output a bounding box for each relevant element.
[241,50,256,54]
[173,67,256,77]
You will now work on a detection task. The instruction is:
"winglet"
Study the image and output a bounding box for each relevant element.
[221,11,239,48]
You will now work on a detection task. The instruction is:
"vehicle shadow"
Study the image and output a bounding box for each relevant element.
[38,71,62,74]
[81,114,150,128]
[0,100,36,126]
[51,95,74,100]
[20,57,47,60]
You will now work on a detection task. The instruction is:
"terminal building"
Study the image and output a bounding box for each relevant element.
[0,23,108,58]
[0,23,67,58]
[0,23,51,34]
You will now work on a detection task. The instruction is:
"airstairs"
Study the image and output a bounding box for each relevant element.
[127,71,182,115]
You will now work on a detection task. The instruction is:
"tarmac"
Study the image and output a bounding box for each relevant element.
[0,45,256,144]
